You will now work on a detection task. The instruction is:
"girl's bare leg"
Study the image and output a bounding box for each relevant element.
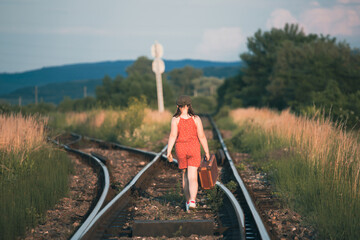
[182,169,190,202]
[187,166,198,201]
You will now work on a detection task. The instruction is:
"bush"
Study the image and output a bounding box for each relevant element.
[213,106,238,131]
[191,96,217,114]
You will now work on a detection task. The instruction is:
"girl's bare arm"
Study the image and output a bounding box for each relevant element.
[167,117,178,161]
[195,116,210,160]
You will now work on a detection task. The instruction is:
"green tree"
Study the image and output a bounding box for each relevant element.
[217,73,244,110]
[312,80,346,119]
[268,38,335,110]
[168,66,203,96]
[192,76,224,96]
[95,56,174,108]
[96,75,119,106]
[126,56,153,76]
[217,23,360,127]
[58,96,75,112]
[269,36,360,125]
[346,91,360,127]
[240,24,317,107]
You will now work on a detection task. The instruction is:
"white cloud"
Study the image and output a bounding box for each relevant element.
[194,27,245,60]
[266,5,360,37]
[266,9,299,29]
[300,5,360,35]
[337,0,360,4]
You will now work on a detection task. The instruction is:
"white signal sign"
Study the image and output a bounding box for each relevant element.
[152,58,165,74]
[151,42,164,58]
[151,41,165,112]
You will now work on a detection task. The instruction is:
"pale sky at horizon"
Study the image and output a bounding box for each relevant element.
[1,0,360,73]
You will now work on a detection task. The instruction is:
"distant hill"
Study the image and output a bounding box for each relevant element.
[1,79,102,105]
[0,59,242,105]
[0,60,134,95]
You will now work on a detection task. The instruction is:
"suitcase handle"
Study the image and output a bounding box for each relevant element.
[203,155,215,168]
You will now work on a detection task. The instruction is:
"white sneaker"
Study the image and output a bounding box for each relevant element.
[185,201,190,212]
[189,200,196,209]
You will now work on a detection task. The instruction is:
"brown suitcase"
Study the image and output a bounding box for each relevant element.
[198,154,218,189]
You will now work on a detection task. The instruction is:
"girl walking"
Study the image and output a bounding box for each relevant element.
[167,95,210,212]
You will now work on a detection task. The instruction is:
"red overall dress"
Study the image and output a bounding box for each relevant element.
[175,117,201,169]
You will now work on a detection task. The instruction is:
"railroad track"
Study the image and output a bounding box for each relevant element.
[203,115,271,240]
[52,113,271,239]
[52,133,111,240]
[53,134,244,239]
[53,133,245,239]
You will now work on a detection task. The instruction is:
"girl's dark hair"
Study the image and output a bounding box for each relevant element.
[173,104,196,117]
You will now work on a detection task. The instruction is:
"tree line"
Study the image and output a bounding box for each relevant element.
[94,56,223,111]
[218,24,360,127]
[0,56,224,114]
[2,23,358,126]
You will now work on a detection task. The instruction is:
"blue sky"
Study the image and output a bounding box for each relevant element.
[1,0,360,73]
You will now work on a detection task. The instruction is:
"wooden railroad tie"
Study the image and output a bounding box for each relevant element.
[132,219,214,237]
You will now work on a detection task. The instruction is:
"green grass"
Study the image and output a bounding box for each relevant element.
[270,154,359,239]
[214,106,238,131]
[206,186,224,212]
[217,116,360,240]
[51,112,170,150]
[49,101,171,151]
[0,147,73,240]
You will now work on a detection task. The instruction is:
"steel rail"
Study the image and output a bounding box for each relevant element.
[82,135,246,239]
[208,116,271,240]
[216,181,245,238]
[79,145,168,239]
[84,135,180,165]
[68,148,110,240]
[54,133,247,239]
[49,136,111,240]
[84,136,159,156]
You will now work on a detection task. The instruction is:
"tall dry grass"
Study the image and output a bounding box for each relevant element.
[51,108,172,150]
[0,113,72,240]
[231,108,360,196]
[0,114,47,154]
[143,108,172,125]
[64,110,123,128]
[63,108,171,128]
[228,107,360,239]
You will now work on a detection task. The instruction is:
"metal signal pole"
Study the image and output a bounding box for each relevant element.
[151,41,165,112]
